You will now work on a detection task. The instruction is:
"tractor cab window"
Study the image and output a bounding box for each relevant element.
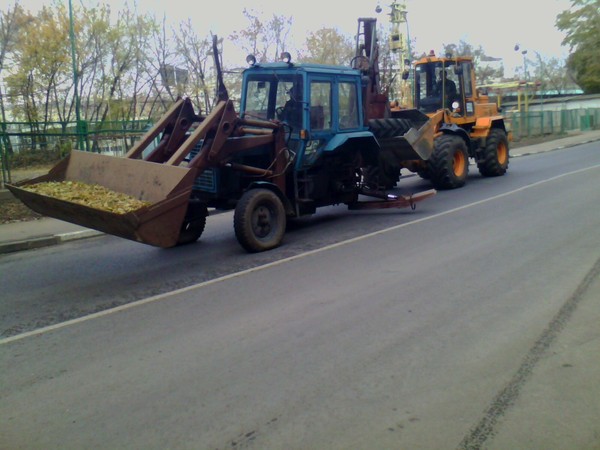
[338,81,359,129]
[309,81,332,131]
[243,74,303,129]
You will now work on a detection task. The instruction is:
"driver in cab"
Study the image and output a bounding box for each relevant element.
[277,87,302,128]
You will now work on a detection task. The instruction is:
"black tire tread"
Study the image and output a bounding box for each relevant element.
[477,129,509,177]
[428,134,469,190]
[368,118,413,138]
[234,189,286,253]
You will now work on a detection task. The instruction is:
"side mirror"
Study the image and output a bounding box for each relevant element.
[402,70,410,80]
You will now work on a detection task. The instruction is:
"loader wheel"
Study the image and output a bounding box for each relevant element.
[428,134,469,190]
[177,203,208,245]
[368,118,412,138]
[477,129,509,177]
[234,188,286,252]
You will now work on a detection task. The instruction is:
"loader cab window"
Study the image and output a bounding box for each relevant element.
[415,61,461,113]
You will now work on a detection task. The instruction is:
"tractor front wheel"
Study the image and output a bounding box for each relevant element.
[428,134,469,190]
[477,129,509,176]
[234,188,286,252]
[176,203,208,245]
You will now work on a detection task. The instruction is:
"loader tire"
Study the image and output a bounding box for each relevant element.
[176,203,208,245]
[234,188,286,253]
[368,118,412,138]
[477,129,509,177]
[428,134,469,190]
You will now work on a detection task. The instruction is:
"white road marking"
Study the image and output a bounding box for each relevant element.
[2,164,599,345]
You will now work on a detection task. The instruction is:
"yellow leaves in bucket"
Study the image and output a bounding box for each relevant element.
[23,181,151,214]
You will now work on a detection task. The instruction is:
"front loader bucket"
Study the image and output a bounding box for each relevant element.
[371,109,436,162]
[6,150,197,248]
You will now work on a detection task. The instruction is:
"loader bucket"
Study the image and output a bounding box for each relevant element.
[371,109,436,162]
[6,150,197,248]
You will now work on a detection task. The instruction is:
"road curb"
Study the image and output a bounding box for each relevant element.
[511,135,600,158]
[0,230,103,255]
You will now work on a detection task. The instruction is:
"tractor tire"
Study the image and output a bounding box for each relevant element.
[477,129,509,177]
[176,203,208,245]
[428,134,469,190]
[368,118,412,138]
[362,165,399,190]
[234,188,286,252]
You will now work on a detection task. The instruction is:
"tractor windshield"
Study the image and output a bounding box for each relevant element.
[415,61,460,113]
[242,74,304,130]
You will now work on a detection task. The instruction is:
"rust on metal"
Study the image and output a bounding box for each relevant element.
[6,96,288,248]
[347,189,436,210]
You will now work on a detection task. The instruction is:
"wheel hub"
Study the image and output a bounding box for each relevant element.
[252,206,273,237]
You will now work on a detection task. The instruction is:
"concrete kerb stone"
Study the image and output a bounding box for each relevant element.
[0,229,103,255]
[0,236,61,254]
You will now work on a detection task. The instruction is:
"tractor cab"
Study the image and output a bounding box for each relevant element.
[414,52,477,117]
[239,61,373,171]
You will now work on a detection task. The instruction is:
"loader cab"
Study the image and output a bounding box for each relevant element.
[414,54,476,117]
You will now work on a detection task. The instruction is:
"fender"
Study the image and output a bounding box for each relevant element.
[439,122,471,148]
[246,181,294,215]
[322,131,380,165]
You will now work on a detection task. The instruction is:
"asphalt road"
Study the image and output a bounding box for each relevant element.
[1,144,599,449]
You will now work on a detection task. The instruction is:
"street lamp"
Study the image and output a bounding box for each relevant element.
[514,44,528,81]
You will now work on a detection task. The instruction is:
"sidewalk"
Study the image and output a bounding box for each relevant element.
[2,129,600,255]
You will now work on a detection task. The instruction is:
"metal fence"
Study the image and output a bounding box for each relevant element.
[2,107,600,187]
[1,119,153,187]
[507,107,600,140]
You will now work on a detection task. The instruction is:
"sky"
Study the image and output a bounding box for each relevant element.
[13,0,573,75]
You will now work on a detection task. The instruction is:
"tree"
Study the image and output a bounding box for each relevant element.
[176,20,214,114]
[300,27,354,66]
[442,41,504,85]
[229,9,292,63]
[0,2,30,152]
[530,53,573,95]
[556,0,600,93]
[5,5,72,148]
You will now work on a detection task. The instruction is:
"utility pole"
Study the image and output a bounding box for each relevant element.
[69,0,86,150]
[388,0,412,107]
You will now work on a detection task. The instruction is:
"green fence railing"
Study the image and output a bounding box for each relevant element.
[2,107,600,188]
[0,119,154,187]
[507,107,600,140]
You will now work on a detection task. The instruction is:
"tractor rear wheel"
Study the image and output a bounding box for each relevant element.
[477,129,509,176]
[234,188,286,252]
[176,203,208,245]
[428,134,469,189]
[362,164,399,190]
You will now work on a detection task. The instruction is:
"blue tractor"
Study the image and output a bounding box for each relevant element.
[8,21,435,253]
